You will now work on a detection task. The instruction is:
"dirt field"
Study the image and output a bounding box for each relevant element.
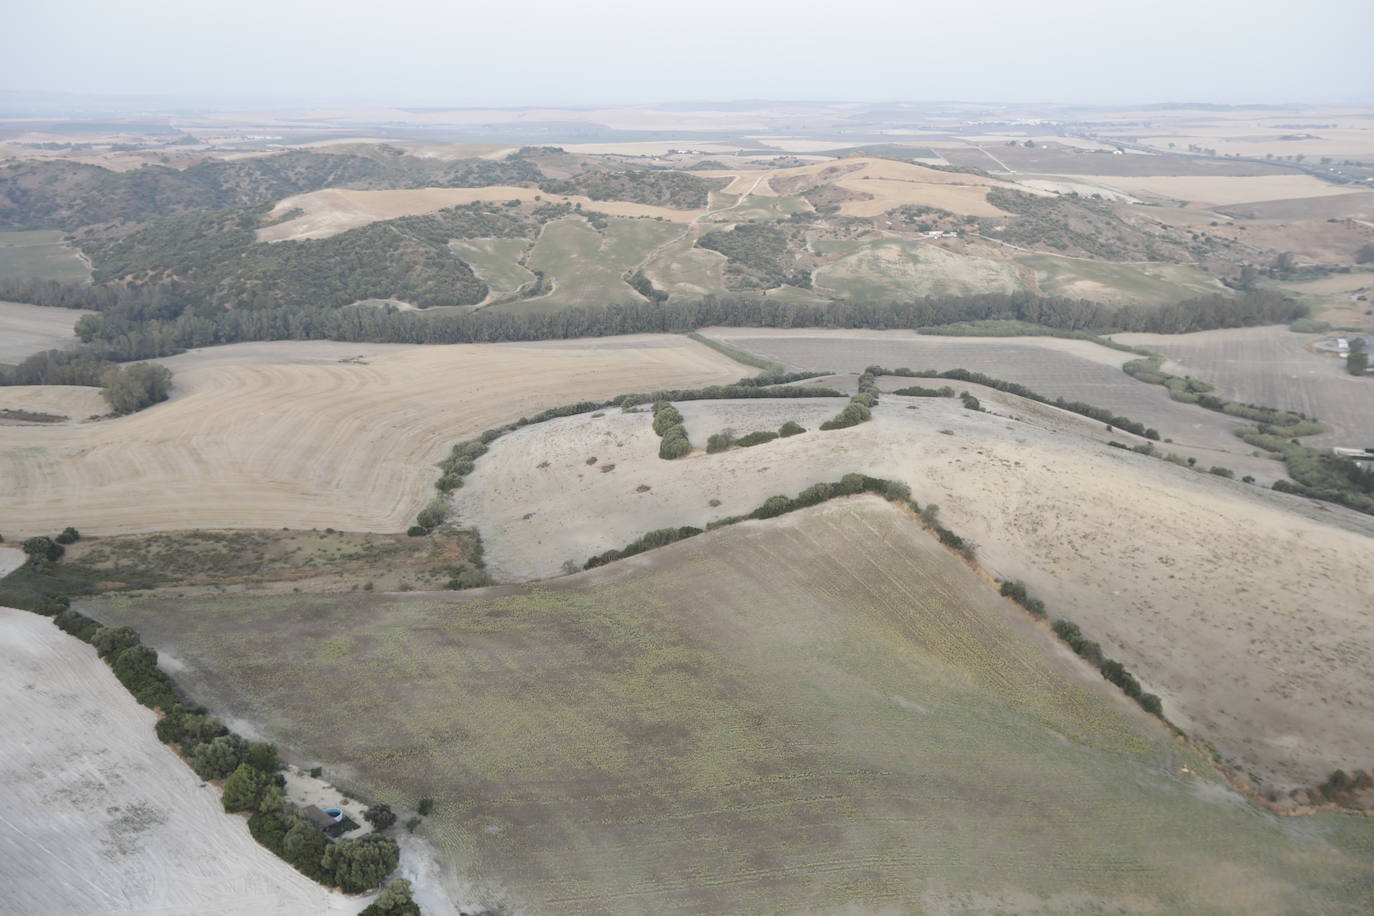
[458,389,1374,789]
[258,188,706,242]
[85,501,1374,914]
[0,606,362,915]
[1075,174,1357,206]
[0,384,106,422]
[1018,253,1229,306]
[1115,326,1374,447]
[0,336,743,537]
[0,300,93,364]
[701,327,1276,474]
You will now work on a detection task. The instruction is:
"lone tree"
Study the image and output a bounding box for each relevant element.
[1348,338,1368,376]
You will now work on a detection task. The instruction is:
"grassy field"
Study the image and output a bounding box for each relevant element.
[0,229,90,282]
[511,217,684,311]
[447,238,533,297]
[86,499,1374,914]
[639,235,728,300]
[815,238,1024,300]
[1018,253,1226,306]
[702,193,810,222]
[0,336,742,537]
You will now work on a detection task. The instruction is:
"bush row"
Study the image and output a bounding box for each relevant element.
[892,384,955,398]
[653,401,692,459]
[49,608,407,896]
[820,369,880,430]
[1045,617,1163,717]
[872,366,1160,439]
[1124,356,1325,434]
[706,419,806,454]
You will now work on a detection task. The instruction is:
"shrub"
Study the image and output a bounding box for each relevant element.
[415,497,450,531]
[55,526,81,545]
[1208,466,1235,478]
[364,803,397,831]
[21,536,63,563]
[735,430,778,447]
[659,429,692,459]
[706,433,732,453]
[247,742,281,773]
[282,814,329,881]
[893,385,954,397]
[249,807,290,856]
[406,525,428,537]
[54,608,102,642]
[417,797,434,816]
[779,420,805,437]
[91,625,140,660]
[112,644,178,709]
[959,391,982,411]
[361,878,422,916]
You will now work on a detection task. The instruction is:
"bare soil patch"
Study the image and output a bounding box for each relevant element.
[0,300,94,364]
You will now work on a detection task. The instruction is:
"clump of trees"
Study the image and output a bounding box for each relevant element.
[892,384,954,398]
[100,362,172,414]
[361,878,423,916]
[820,370,880,430]
[652,401,692,459]
[779,420,805,437]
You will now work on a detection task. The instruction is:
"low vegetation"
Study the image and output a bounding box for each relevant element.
[539,170,717,208]
[820,368,879,430]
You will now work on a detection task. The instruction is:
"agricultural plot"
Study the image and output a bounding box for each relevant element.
[639,235,728,300]
[447,237,534,298]
[814,238,1024,300]
[700,327,1267,466]
[0,384,106,422]
[512,217,684,311]
[86,500,1374,915]
[939,144,1292,177]
[459,390,1374,790]
[1073,174,1355,206]
[0,300,94,364]
[1017,253,1227,306]
[1115,325,1374,447]
[0,607,359,916]
[0,335,742,537]
[0,229,90,282]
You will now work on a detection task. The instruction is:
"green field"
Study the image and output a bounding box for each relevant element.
[0,229,90,282]
[640,235,728,300]
[1019,253,1225,306]
[815,238,1025,300]
[448,237,534,296]
[87,499,1374,915]
[506,217,684,312]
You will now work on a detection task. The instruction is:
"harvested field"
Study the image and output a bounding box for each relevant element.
[1217,191,1374,221]
[0,300,94,364]
[1115,325,1374,447]
[258,188,704,242]
[700,327,1273,473]
[458,391,1374,788]
[0,384,106,422]
[0,335,743,537]
[0,606,360,915]
[814,238,1024,299]
[1076,174,1355,206]
[939,144,1297,177]
[0,229,91,282]
[1018,253,1228,306]
[86,501,1374,915]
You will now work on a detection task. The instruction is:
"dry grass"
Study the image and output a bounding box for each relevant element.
[0,607,361,915]
[0,384,106,422]
[0,336,742,537]
[258,187,705,242]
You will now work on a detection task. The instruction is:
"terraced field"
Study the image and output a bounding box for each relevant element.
[86,500,1374,915]
[1116,325,1374,447]
[0,335,742,537]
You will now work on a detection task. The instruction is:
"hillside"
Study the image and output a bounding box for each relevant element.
[84,499,1374,915]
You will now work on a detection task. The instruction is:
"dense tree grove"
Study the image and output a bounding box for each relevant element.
[0,282,1305,389]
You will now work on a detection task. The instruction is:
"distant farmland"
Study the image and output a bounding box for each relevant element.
[89,500,1374,915]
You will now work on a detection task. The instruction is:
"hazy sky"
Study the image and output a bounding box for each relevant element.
[8,0,1372,107]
